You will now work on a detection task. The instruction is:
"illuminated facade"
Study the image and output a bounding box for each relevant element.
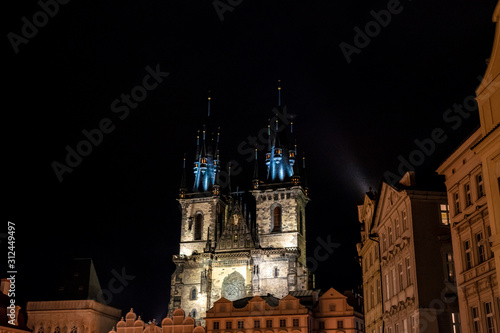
[168,95,313,324]
[437,129,499,333]
[356,191,383,333]
[205,288,364,333]
[436,3,500,331]
[473,0,500,290]
[109,308,205,333]
[361,172,459,332]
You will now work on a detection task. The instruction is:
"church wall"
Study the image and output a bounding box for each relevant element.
[179,197,222,256]
[211,260,252,301]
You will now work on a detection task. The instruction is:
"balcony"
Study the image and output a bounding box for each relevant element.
[461,258,496,283]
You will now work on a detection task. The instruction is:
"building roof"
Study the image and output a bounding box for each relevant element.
[232,294,280,309]
[52,258,104,303]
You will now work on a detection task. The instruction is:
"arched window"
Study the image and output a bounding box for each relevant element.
[70,327,77,333]
[38,327,44,333]
[54,327,61,333]
[191,309,197,318]
[194,214,203,240]
[190,287,197,300]
[272,206,282,232]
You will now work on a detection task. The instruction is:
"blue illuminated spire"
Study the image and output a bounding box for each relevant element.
[264,81,295,183]
[192,93,220,193]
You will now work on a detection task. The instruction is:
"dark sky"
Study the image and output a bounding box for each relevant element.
[5,0,497,323]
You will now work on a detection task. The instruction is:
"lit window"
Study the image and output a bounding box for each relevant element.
[440,204,450,225]
[477,174,485,198]
[446,253,455,282]
[451,313,460,333]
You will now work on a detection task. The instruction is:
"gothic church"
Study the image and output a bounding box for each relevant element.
[168,89,313,323]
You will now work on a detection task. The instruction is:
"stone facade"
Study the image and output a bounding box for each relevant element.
[356,192,383,333]
[361,172,460,332]
[437,129,499,333]
[169,109,313,325]
[473,0,500,290]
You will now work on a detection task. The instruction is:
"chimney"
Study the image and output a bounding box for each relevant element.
[399,171,416,187]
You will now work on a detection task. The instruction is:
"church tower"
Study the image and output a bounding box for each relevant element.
[168,85,313,324]
[250,81,312,297]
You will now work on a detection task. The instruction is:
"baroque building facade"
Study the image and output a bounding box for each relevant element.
[168,97,313,324]
[109,308,204,333]
[437,129,499,332]
[436,2,500,331]
[473,0,500,291]
[204,288,364,333]
[356,191,383,333]
[358,172,460,333]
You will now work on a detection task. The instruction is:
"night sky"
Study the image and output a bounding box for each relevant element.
[5,0,497,323]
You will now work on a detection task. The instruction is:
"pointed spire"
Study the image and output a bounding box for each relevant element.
[195,130,200,159]
[252,148,259,189]
[228,161,232,194]
[278,79,282,107]
[207,90,211,117]
[302,154,309,196]
[180,154,187,198]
